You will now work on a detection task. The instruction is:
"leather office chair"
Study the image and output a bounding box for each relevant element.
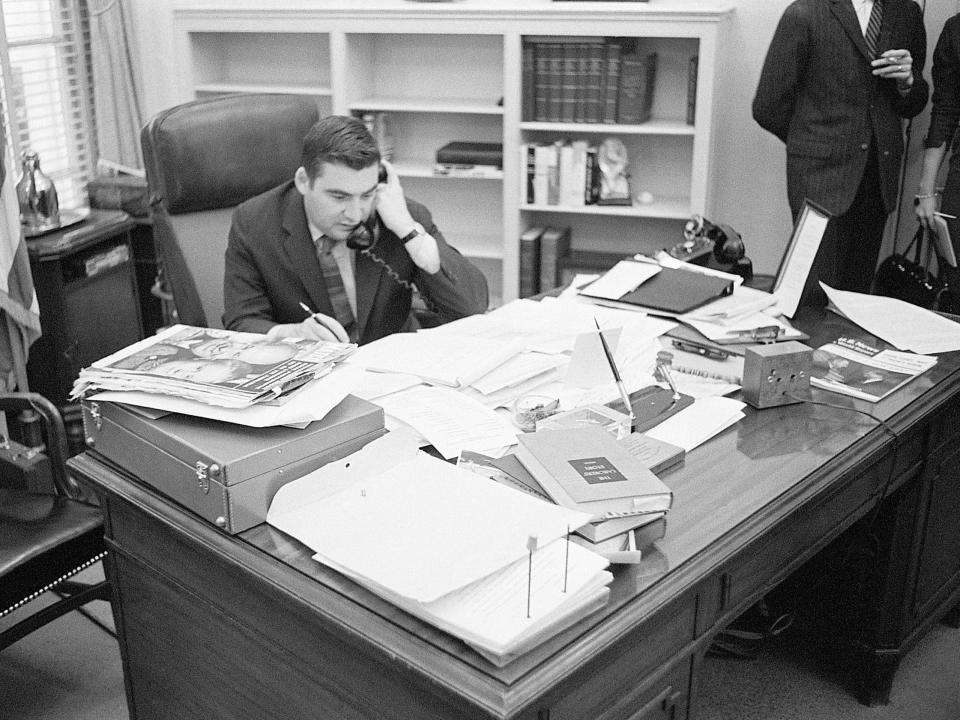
[0,393,110,650]
[141,94,320,328]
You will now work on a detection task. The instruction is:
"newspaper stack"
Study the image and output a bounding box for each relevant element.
[71,325,357,409]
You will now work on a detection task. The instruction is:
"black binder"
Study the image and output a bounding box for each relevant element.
[582,266,735,315]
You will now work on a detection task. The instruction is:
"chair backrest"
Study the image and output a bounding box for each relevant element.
[141,94,320,328]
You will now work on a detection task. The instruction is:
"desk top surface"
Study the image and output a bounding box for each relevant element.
[70,308,960,716]
[25,209,133,260]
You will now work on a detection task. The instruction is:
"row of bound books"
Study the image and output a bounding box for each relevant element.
[523,37,657,124]
[521,140,609,208]
[519,225,571,298]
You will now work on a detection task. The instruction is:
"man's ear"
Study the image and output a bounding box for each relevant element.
[293,166,311,195]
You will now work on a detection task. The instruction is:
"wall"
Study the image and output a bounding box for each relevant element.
[127,0,957,277]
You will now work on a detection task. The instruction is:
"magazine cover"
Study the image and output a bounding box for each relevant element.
[810,337,937,402]
[71,325,356,408]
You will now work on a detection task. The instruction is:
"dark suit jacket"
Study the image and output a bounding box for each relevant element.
[222,181,488,344]
[752,0,928,217]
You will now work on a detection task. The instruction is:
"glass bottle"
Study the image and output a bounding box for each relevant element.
[16,150,60,231]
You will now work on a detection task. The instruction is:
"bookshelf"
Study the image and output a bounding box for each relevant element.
[170,1,733,306]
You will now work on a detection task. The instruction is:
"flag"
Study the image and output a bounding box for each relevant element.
[0,142,42,392]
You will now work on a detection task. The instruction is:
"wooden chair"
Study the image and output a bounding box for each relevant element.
[140,93,320,328]
[0,393,110,650]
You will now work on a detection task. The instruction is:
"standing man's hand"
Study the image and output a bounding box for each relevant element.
[872,49,914,95]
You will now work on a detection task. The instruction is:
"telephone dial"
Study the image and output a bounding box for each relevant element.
[669,214,752,280]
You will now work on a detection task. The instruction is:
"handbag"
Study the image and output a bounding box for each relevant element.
[874,225,948,310]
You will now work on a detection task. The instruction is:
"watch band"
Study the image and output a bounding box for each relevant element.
[399,225,424,244]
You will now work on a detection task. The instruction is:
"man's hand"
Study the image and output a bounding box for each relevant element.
[266,314,350,343]
[373,159,418,238]
[872,49,913,94]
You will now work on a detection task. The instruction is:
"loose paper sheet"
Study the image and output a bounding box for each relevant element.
[644,396,746,452]
[374,385,519,458]
[267,437,593,603]
[822,284,960,355]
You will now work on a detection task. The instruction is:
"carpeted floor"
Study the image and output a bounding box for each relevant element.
[2,561,958,720]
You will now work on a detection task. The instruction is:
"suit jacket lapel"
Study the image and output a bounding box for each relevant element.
[279,189,333,315]
[830,0,873,63]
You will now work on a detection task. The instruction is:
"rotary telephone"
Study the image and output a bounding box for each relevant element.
[345,164,388,251]
[670,214,752,280]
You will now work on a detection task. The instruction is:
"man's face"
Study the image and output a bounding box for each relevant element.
[294,161,379,242]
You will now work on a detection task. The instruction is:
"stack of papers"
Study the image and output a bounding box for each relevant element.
[823,284,960,355]
[71,325,356,409]
[267,433,611,665]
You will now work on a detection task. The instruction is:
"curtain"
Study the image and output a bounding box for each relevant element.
[88,0,144,170]
[0,137,42,392]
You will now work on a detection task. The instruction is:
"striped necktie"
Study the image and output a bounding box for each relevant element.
[316,236,357,342]
[864,0,883,58]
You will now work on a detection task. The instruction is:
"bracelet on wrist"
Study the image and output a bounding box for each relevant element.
[914,191,940,207]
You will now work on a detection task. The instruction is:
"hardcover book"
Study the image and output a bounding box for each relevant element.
[435,141,503,168]
[519,225,544,298]
[617,51,657,124]
[574,512,667,547]
[618,432,685,475]
[539,225,571,292]
[515,426,674,521]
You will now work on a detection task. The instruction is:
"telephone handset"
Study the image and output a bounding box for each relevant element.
[345,164,388,251]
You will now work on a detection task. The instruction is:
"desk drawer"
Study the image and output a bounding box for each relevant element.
[716,447,921,621]
[542,601,694,720]
[594,662,689,720]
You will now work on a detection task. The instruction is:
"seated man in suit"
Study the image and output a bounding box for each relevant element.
[223,115,488,343]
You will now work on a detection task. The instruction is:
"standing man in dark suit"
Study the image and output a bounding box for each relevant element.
[753,0,928,301]
[223,115,488,344]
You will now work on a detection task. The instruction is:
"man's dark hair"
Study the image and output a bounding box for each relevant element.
[300,115,380,181]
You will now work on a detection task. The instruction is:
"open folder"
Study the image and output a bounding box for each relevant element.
[580,262,735,315]
[266,431,612,666]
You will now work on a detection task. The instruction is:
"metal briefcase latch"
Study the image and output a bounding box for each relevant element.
[194,461,210,494]
[87,401,102,430]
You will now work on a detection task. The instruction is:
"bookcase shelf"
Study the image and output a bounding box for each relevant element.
[349,98,503,115]
[172,1,732,306]
[195,83,333,96]
[520,120,695,136]
[522,198,690,220]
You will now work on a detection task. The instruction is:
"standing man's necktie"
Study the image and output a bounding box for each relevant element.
[316,237,357,342]
[864,0,884,58]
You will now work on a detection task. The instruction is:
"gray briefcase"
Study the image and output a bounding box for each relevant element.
[82,394,385,534]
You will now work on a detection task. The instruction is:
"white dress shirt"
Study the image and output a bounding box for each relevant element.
[851,0,875,36]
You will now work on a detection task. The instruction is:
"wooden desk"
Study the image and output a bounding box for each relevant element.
[68,310,960,719]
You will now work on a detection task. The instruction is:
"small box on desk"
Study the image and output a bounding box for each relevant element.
[82,395,385,534]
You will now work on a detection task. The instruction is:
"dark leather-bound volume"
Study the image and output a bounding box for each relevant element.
[435,141,503,168]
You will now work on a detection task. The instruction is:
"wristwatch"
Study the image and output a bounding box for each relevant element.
[399,224,425,244]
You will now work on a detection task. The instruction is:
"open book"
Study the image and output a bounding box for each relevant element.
[267,432,611,665]
[70,325,356,408]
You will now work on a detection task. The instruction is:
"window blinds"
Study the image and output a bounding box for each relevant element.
[0,0,95,209]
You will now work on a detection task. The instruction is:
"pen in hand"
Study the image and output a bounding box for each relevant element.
[298,302,350,343]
